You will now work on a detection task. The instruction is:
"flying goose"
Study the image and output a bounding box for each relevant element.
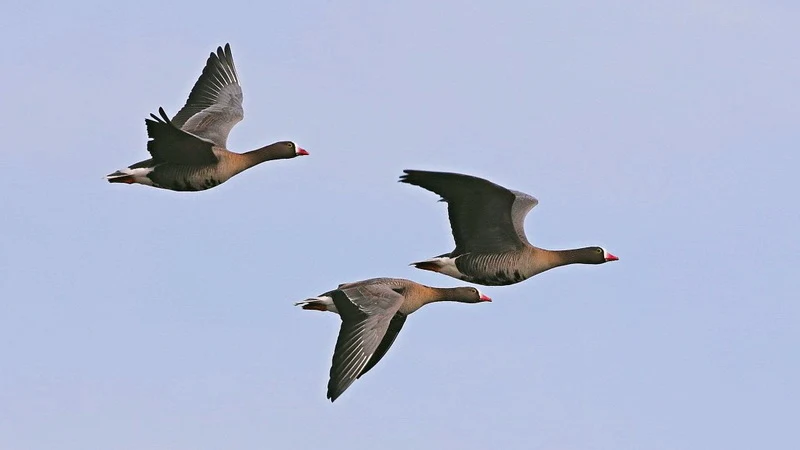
[400,170,618,286]
[106,44,308,192]
[296,277,491,402]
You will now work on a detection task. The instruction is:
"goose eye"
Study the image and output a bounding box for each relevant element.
[596,248,603,253]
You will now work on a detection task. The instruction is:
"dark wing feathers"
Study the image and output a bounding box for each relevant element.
[400,170,535,253]
[145,107,218,165]
[326,284,405,402]
[170,43,244,148]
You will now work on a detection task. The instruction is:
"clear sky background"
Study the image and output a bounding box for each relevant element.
[2,1,798,449]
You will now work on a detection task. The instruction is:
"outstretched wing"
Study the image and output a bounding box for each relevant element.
[145,107,218,165]
[171,43,244,148]
[327,284,405,402]
[356,313,407,379]
[400,170,538,253]
[508,189,539,246]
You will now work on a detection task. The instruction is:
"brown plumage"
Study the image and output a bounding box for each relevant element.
[295,277,491,402]
[106,44,308,192]
[400,170,619,286]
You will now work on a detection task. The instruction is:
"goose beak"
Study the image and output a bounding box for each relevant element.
[605,253,619,262]
[479,293,492,302]
[296,148,309,156]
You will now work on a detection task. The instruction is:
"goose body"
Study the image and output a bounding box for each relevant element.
[106,44,308,192]
[400,170,618,286]
[296,277,491,402]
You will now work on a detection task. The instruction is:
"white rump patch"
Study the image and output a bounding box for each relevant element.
[422,256,466,279]
[294,295,338,314]
[107,167,155,186]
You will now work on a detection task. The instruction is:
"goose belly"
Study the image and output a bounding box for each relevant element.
[150,165,231,191]
[456,254,534,286]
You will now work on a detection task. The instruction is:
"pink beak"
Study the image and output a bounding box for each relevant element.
[480,294,492,302]
[605,253,619,262]
[296,148,309,156]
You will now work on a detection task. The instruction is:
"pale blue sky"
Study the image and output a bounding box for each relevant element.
[2,1,799,449]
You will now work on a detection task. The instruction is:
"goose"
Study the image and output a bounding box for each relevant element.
[106,44,308,191]
[400,170,618,286]
[296,277,491,402]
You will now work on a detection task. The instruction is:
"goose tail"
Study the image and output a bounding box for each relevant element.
[295,296,338,314]
[106,170,136,184]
